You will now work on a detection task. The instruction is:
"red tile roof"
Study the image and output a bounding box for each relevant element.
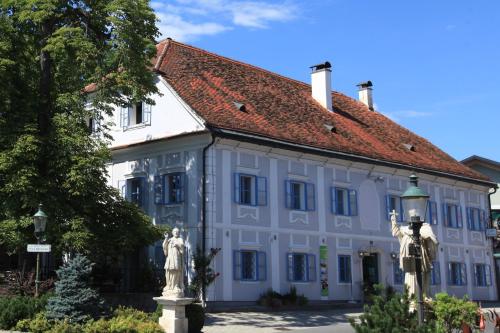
[154,39,489,183]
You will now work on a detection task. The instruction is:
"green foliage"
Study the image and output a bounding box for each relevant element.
[186,303,205,333]
[349,285,435,333]
[0,293,49,329]
[257,286,309,308]
[16,312,52,333]
[432,293,478,333]
[46,255,104,323]
[188,247,220,300]
[0,0,163,261]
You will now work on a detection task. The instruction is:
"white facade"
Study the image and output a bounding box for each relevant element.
[105,76,497,302]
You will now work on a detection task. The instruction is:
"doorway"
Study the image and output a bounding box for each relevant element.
[362,253,379,289]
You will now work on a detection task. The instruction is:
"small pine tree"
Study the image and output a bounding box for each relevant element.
[46,254,103,323]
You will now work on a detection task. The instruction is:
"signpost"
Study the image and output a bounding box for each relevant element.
[27,244,51,253]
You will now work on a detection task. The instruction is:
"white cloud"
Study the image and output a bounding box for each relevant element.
[382,110,432,122]
[153,0,298,41]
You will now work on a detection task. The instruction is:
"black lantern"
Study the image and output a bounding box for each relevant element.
[33,204,48,239]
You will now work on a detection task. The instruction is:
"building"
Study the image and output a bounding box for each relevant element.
[462,155,500,298]
[93,39,497,302]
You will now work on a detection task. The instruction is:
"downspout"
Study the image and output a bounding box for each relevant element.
[201,131,216,303]
[488,186,499,300]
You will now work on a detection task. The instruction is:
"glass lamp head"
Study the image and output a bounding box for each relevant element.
[401,174,429,223]
[33,204,48,236]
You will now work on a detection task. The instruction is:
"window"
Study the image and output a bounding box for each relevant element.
[443,203,463,228]
[119,177,145,208]
[233,250,266,281]
[430,261,440,285]
[285,180,315,211]
[120,101,152,128]
[448,262,467,286]
[332,188,358,216]
[287,253,316,282]
[474,264,491,287]
[234,173,267,206]
[393,262,404,285]
[386,195,403,222]
[153,173,185,205]
[338,255,352,283]
[427,201,438,225]
[467,207,486,231]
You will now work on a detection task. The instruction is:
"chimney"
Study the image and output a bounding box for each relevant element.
[357,81,374,111]
[310,62,333,111]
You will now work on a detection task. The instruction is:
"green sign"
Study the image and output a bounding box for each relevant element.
[320,245,328,297]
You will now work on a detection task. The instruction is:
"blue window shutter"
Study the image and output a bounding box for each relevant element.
[338,256,344,282]
[234,173,240,204]
[457,206,463,228]
[386,195,391,221]
[473,265,478,286]
[306,183,315,211]
[481,210,487,230]
[443,204,449,227]
[330,187,336,214]
[432,201,438,225]
[178,173,185,203]
[257,177,267,206]
[257,252,266,281]
[139,177,146,208]
[399,198,404,222]
[285,181,292,209]
[233,251,242,280]
[286,253,293,281]
[307,254,316,281]
[143,103,152,125]
[466,207,472,230]
[486,265,492,286]
[120,107,129,128]
[461,263,467,285]
[164,175,170,204]
[349,190,358,216]
[447,263,452,285]
[154,175,163,204]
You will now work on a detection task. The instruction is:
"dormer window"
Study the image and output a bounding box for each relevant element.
[120,101,151,129]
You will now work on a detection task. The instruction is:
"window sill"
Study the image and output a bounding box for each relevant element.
[289,281,313,284]
[446,226,463,230]
[123,123,151,131]
[338,282,353,285]
[164,203,184,207]
[238,280,262,284]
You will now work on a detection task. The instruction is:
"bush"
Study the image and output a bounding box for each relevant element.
[432,293,478,333]
[257,289,282,308]
[0,294,49,329]
[186,303,205,333]
[46,254,104,323]
[15,312,51,333]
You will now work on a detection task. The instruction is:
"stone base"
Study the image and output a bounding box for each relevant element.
[153,296,194,333]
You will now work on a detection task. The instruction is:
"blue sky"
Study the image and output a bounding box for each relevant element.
[152,0,500,162]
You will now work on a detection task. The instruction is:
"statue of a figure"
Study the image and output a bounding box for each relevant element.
[162,227,185,298]
[391,210,438,296]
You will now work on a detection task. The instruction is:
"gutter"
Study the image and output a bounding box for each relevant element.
[489,187,498,228]
[201,131,216,302]
[211,127,496,188]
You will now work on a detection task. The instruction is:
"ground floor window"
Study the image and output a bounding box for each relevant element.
[338,255,352,283]
[430,261,441,285]
[393,262,404,285]
[474,264,491,287]
[233,250,266,281]
[448,262,467,286]
[287,253,316,282]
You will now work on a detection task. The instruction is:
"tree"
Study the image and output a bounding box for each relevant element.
[0,1,163,261]
[46,254,103,323]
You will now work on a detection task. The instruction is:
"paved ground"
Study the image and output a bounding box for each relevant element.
[204,305,500,333]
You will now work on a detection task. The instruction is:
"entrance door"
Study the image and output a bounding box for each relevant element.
[362,253,379,287]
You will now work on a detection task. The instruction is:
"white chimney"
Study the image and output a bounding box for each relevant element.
[310,62,333,112]
[357,81,374,111]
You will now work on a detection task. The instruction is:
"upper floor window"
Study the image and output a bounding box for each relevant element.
[285,180,315,211]
[427,201,438,225]
[430,261,440,285]
[120,177,145,208]
[447,262,467,286]
[474,264,491,287]
[233,250,266,281]
[234,173,267,206]
[120,102,151,129]
[332,188,357,216]
[287,253,316,282]
[338,255,352,283]
[386,195,403,222]
[393,262,404,285]
[154,173,185,205]
[467,207,486,231]
[443,203,463,228]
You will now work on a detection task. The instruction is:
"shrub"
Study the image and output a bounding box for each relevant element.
[186,303,205,333]
[257,289,282,308]
[46,254,104,323]
[15,312,51,333]
[282,286,298,305]
[432,293,478,333]
[0,294,49,329]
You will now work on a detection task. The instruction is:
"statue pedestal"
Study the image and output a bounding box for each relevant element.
[153,296,194,333]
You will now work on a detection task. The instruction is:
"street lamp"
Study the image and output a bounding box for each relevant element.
[33,204,47,297]
[401,173,429,325]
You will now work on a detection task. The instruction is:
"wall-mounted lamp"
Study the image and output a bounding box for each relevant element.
[358,250,369,258]
[225,230,230,237]
[390,251,398,261]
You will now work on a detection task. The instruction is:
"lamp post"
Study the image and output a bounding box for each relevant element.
[401,174,429,325]
[33,204,48,298]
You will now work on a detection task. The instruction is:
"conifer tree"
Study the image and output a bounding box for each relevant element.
[46,254,103,323]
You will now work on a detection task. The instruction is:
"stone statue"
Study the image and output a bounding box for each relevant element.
[391,210,438,296]
[163,227,185,298]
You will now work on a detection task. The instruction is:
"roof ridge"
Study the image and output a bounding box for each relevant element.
[154,39,171,70]
[166,39,313,90]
